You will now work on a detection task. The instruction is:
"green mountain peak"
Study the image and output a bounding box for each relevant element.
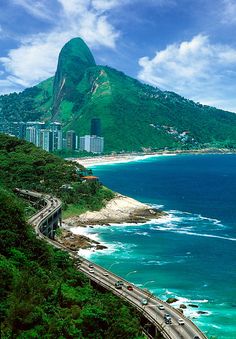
[53,38,96,115]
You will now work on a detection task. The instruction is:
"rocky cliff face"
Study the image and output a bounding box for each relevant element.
[52,38,96,116]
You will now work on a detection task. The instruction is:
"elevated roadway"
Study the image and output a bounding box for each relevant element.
[18,189,207,339]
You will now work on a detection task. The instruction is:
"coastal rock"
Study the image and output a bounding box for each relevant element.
[197,311,208,314]
[177,308,184,314]
[188,304,198,308]
[55,229,106,251]
[180,304,187,309]
[166,297,179,304]
[65,193,165,226]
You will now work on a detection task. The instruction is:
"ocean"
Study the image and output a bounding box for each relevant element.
[78,154,236,338]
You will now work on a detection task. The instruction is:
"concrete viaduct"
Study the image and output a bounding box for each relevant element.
[16,189,208,339]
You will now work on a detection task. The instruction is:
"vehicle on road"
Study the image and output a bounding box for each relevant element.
[193,337,200,339]
[116,280,124,286]
[89,264,94,268]
[164,313,171,320]
[165,318,172,324]
[164,313,172,324]
[89,269,94,273]
[141,298,148,305]
[127,285,133,291]
[178,318,185,325]
[115,282,122,289]
[158,304,165,310]
[103,272,109,276]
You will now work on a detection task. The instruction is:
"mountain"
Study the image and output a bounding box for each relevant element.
[1,37,236,152]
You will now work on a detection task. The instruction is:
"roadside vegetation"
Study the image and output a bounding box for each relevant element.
[0,186,143,338]
[0,134,114,217]
[0,134,144,338]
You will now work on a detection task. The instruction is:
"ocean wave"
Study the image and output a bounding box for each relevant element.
[173,230,236,241]
[134,231,150,236]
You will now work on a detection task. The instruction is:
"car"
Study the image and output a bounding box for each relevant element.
[164,313,171,320]
[165,318,172,324]
[103,272,109,276]
[127,285,133,291]
[141,298,148,305]
[178,318,185,325]
[158,304,165,310]
[117,280,124,286]
[88,264,94,268]
[89,269,94,273]
[193,337,200,339]
[115,282,122,289]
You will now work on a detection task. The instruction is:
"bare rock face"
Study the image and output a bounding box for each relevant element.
[55,229,107,251]
[180,304,187,309]
[188,304,198,308]
[166,297,179,304]
[65,193,165,226]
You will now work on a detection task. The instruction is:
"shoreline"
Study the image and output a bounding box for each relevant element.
[71,148,236,168]
[58,193,165,254]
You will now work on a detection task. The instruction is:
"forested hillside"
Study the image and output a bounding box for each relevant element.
[1,37,236,152]
[0,134,143,338]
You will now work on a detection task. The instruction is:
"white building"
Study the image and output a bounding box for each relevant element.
[80,135,104,153]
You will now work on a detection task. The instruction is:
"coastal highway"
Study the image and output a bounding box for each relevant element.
[19,189,207,339]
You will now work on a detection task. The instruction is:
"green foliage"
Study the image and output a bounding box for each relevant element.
[0,133,114,216]
[0,185,142,338]
[1,37,236,153]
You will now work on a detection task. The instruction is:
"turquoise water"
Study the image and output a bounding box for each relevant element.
[82,154,236,338]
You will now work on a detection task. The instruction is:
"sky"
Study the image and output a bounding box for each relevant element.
[1,0,236,112]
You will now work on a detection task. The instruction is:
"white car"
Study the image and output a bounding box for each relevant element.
[103,272,109,276]
[158,304,165,310]
[178,318,185,325]
[89,269,94,273]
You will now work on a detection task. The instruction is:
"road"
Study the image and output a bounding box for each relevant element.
[20,189,207,339]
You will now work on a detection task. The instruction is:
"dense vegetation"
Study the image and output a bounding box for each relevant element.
[0,134,144,337]
[0,134,114,215]
[0,186,143,338]
[1,37,236,152]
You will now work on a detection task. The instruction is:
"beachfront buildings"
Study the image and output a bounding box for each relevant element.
[80,135,104,153]
[2,118,104,154]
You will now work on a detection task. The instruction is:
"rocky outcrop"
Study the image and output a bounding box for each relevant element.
[65,193,165,226]
[166,297,179,304]
[55,229,107,251]
[179,304,187,309]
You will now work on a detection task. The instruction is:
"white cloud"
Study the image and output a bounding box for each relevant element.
[138,34,236,112]
[12,0,54,21]
[221,0,236,24]
[0,0,120,91]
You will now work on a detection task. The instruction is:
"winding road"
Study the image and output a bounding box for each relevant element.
[21,189,207,339]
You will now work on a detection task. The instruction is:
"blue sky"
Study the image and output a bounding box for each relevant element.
[1,0,236,112]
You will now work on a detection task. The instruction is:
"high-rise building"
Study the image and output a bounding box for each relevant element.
[79,135,91,152]
[26,121,45,146]
[26,127,37,144]
[90,136,104,153]
[40,129,53,152]
[80,135,104,153]
[50,122,62,150]
[90,118,101,136]
[66,130,76,150]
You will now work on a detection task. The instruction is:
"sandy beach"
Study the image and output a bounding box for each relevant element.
[71,148,235,168]
[73,152,175,167]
